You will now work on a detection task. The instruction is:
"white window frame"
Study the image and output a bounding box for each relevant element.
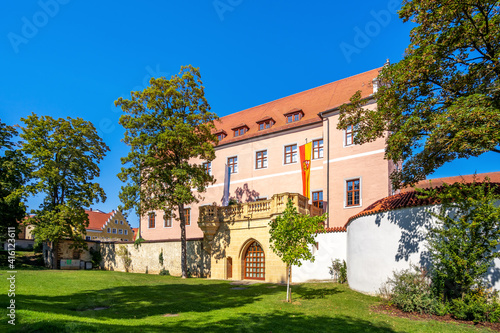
[311,137,324,160]
[282,142,299,166]
[164,211,173,228]
[343,125,359,148]
[147,211,156,229]
[254,149,268,170]
[227,155,239,174]
[344,177,362,208]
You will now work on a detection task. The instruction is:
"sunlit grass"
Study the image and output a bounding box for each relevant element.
[0,270,491,332]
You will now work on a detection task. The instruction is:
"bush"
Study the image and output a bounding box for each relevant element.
[33,239,43,253]
[159,268,170,276]
[89,247,102,269]
[381,265,439,314]
[451,291,500,323]
[329,259,347,284]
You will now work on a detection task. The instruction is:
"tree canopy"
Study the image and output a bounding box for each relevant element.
[117,65,218,278]
[269,199,327,301]
[338,0,500,189]
[20,114,109,255]
[0,120,26,240]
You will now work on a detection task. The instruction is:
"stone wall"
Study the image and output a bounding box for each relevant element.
[99,239,209,277]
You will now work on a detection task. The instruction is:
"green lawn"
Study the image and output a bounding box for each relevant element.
[0,270,493,332]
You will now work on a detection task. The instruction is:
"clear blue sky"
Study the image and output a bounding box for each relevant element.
[1,1,499,227]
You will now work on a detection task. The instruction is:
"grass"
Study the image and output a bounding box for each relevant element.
[0,270,494,333]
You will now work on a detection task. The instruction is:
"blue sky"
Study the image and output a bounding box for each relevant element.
[2,1,499,227]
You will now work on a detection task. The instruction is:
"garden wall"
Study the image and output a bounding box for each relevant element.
[347,205,500,295]
[291,231,347,283]
[99,239,210,277]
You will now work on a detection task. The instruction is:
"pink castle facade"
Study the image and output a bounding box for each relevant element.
[140,67,395,241]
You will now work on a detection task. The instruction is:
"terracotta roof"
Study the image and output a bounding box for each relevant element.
[214,68,381,145]
[132,228,139,241]
[400,172,500,193]
[347,178,500,226]
[85,209,113,230]
[325,226,347,233]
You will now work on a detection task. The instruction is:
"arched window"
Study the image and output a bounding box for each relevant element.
[243,241,265,280]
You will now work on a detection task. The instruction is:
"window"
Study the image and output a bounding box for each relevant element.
[115,220,118,224]
[202,162,211,175]
[148,212,156,228]
[312,139,323,159]
[255,150,268,169]
[184,208,191,226]
[233,126,248,137]
[228,156,238,174]
[112,228,117,234]
[118,229,123,234]
[345,125,358,146]
[346,179,360,207]
[164,212,172,228]
[217,133,226,141]
[285,112,303,123]
[124,230,128,235]
[93,236,97,240]
[258,120,274,130]
[120,220,123,225]
[107,227,110,233]
[284,144,298,164]
[312,191,324,209]
[86,236,91,240]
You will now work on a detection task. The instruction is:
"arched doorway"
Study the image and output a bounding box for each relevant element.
[243,241,265,280]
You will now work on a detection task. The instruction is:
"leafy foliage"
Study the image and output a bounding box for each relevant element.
[117,245,132,272]
[20,114,109,252]
[338,1,500,188]
[419,179,500,301]
[269,199,327,301]
[380,265,441,314]
[89,247,102,269]
[0,120,26,240]
[117,65,218,278]
[329,259,348,284]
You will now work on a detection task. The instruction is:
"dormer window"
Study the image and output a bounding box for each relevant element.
[256,117,275,131]
[284,108,304,123]
[232,124,249,137]
[215,130,227,141]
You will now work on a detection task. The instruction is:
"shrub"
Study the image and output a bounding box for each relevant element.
[89,247,102,269]
[33,239,43,253]
[450,290,500,323]
[381,265,438,314]
[117,245,132,272]
[159,268,170,276]
[159,248,164,266]
[329,259,347,284]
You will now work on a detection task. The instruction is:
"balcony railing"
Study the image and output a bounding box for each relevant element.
[198,193,324,247]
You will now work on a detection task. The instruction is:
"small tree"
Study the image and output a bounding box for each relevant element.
[269,199,327,302]
[419,178,500,301]
[117,65,217,278]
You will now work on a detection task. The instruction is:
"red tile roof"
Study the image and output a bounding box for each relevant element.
[347,173,500,227]
[325,226,347,233]
[400,172,500,193]
[85,209,113,230]
[214,68,381,145]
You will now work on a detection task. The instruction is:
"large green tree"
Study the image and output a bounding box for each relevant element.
[117,65,217,278]
[20,114,109,267]
[269,199,327,302]
[0,120,26,240]
[338,0,500,189]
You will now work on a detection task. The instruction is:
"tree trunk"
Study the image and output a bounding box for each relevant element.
[178,204,187,278]
[52,241,58,269]
[287,265,292,302]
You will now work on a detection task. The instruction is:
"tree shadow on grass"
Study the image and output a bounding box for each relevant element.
[293,285,344,300]
[12,312,398,333]
[15,281,282,321]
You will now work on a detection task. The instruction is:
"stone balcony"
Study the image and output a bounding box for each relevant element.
[198,192,324,249]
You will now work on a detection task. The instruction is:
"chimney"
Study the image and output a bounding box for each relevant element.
[89,208,92,211]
